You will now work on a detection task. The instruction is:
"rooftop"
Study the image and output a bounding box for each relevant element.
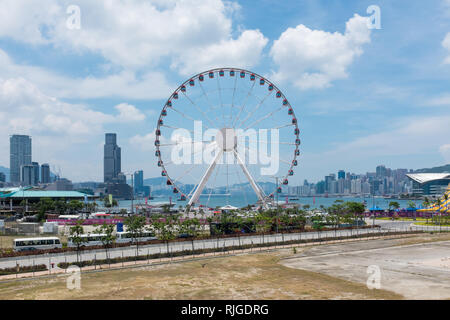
[406,173,450,184]
[0,189,91,199]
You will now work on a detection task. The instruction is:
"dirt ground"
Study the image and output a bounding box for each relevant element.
[0,250,402,300]
[1,233,449,300]
[281,236,450,299]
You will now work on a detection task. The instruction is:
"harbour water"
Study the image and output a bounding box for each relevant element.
[104,194,420,211]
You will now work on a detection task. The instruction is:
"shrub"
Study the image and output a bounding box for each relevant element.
[0,264,47,275]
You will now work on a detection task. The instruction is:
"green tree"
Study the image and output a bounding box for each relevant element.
[93,223,116,262]
[86,202,99,213]
[388,201,400,211]
[103,196,118,208]
[34,198,55,222]
[124,215,146,257]
[345,202,365,227]
[153,215,177,255]
[69,220,86,263]
[407,201,416,209]
[68,200,83,214]
[327,202,345,236]
[180,217,200,253]
[54,200,68,215]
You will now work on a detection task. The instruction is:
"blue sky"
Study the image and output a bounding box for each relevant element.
[0,0,449,184]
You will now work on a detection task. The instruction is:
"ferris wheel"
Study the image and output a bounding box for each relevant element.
[154,68,300,209]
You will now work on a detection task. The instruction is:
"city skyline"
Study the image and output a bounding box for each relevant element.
[1,132,449,186]
[0,1,449,183]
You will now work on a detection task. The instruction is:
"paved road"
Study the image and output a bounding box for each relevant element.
[0,221,414,269]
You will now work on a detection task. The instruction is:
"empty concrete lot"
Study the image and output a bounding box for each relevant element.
[281,238,450,299]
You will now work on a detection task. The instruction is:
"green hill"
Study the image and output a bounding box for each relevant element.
[415,164,450,173]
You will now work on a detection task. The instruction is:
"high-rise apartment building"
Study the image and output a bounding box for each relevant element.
[134,170,144,193]
[41,163,51,184]
[21,164,35,186]
[10,135,32,184]
[32,162,39,185]
[104,133,121,183]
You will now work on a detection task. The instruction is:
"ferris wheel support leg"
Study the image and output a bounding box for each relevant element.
[188,150,223,207]
[233,150,267,208]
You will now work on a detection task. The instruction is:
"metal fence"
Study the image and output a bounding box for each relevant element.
[1,224,447,280]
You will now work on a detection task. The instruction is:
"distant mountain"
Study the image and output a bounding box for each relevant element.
[415,164,450,173]
[144,177,168,186]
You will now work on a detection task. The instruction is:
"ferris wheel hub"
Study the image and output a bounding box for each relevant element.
[216,127,237,152]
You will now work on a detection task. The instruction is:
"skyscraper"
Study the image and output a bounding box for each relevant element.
[376,165,387,178]
[134,170,144,194]
[21,164,35,186]
[41,163,51,184]
[338,170,346,180]
[104,133,121,183]
[10,135,32,184]
[32,162,39,185]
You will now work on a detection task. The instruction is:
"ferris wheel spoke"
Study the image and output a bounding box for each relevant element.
[236,90,273,129]
[171,107,211,130]
[232,80,256,128]
[181,91,216,128]
[230,75,238,128]
[216,76,226,128]
[159,140,211,147]
[199,81,222,121]
[254,140,297,146]
[170,164,198,187]
[161,124,194,134]
[243,106,285,131]
[280,158,292,165]
[271,123,295,130]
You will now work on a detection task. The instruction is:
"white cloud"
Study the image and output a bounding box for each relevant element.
[0,0,268,97]
[426,94,450,106]
[0,77,147,172]
[269,14,371,89]
[114,103,146,122]
[0,0,264,74]
[0,48,173,100]
[130,131,159,152]
[443,33,450,64]
[172,29,268,76]
[0,78,112,136]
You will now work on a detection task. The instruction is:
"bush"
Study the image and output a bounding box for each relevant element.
[0,264,47,275]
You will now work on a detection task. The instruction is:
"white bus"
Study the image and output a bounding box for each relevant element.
[58,215,82,221]
[13,237,62,252]
[67,233,106,248]
[116,231,157,243]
